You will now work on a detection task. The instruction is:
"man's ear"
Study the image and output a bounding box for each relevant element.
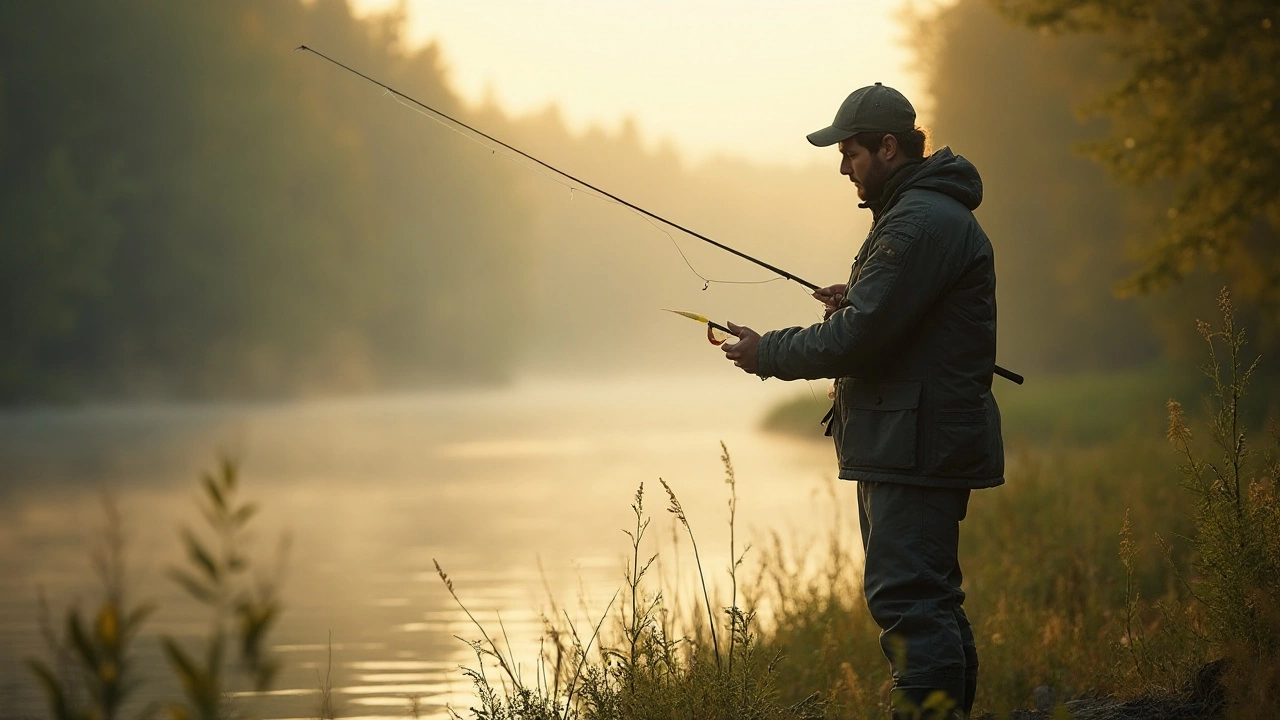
[881,133,900,161]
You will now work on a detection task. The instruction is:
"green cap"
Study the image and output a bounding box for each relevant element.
[806,82,916,147]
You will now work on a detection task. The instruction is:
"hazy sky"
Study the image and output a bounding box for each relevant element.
[349,0,938,166]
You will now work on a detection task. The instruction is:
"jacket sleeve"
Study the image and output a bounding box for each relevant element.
[755,220,955,381]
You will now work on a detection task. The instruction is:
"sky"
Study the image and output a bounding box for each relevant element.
[349,0,939,167]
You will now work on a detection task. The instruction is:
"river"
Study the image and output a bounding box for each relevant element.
[0,375,845,719]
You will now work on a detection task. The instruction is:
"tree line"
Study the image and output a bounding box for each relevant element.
[1,0,532,402]
[3,0,1275,404]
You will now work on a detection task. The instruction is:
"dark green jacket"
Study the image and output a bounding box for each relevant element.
[756,148,1004,488]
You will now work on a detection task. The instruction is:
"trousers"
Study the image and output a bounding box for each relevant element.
[858,481,977,718]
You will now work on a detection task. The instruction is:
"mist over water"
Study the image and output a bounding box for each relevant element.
[0,374,844,719]
[7,1,1276,716]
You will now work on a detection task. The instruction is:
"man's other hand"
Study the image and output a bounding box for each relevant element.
[722,322,761,374]
[812,283,847,319]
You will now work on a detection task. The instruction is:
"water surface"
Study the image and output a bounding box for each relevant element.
[0,375,843,719]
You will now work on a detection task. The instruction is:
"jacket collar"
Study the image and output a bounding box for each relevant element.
[860,158,926,221]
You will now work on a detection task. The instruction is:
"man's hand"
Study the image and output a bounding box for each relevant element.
[812,283,847,319]
[721,322,762,374]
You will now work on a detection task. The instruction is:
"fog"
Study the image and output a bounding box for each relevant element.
[3,0,1269,404]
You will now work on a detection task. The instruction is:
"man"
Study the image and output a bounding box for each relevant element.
[722,83,1004,720]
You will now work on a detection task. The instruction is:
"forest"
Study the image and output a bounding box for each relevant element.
[4,0,1276,404]
[7,2,1280,720]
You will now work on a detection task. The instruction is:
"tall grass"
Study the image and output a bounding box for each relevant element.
[28,492,157,720]
[436,430,1202,719]
[28,458,287,720]
[27,293,1278,719]
[446,294,1280,719]
[436,460,824,720]
[1120,290,1280,717]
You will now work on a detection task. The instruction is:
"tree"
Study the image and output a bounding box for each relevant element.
[993,0,1280,310]
[0,0,535,401]
[915,0,1163,372]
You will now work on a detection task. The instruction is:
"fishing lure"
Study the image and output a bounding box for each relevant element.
[664,309,735,346]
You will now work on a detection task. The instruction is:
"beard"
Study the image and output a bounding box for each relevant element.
[856,155,892,203]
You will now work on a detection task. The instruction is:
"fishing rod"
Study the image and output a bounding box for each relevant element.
[296,45,812,290]
[296,46,1024,386]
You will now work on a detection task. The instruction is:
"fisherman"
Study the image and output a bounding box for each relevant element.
[721,83,1004,720]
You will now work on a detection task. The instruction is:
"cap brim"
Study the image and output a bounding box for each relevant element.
[806,125,853,147]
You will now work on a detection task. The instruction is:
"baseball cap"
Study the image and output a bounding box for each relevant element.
[806,82,916,147]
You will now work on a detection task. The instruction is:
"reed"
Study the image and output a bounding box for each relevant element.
[438,448,823,720]
[445,294,1279,719]
[26,293,1279,719]
[27,457,286,720]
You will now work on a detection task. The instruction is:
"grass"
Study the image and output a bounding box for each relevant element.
[426,427,1203,719]
[27,459,288,720]
[28,294,1279,719]
[28,432,1197,720]
[758,433,1196,717]
[444,293,1276,718]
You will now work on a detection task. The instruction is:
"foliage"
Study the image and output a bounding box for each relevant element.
[992,0,1280,312]
[415,292,1279,717]
[26,458,286,720]
[0,0,868,403]
[161,457,286,720]
[437,432,1205,719]
[13,0,1269,397]
[1170,291,1278,658]
[26,494,157,720]
[437,451,825,720]
[1123,290,1280,712]
[0,0,532,401]
[24,368,1275,718]
[753,433,1200,718]
[912,0,1166,373]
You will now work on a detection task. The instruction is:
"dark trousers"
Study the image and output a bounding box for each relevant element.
[858,481,977,718]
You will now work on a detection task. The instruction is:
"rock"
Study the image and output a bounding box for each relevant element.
[974,660,1228,720]
[1034,685,1055,712]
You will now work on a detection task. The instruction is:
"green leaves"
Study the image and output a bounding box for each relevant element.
[26,659,78,720]
[162,456,285,719]
[231,503,258,528]
[236,597,282,692]
[28,595,154,720]
[27,457,282,720]
[997,0,1280,304]
[168,569,218,606]
[182,530,219,585]
[161,637,222,719]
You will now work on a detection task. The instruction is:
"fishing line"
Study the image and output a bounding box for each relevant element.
[387,91,781,290]
[297,45,821,293]
[297,46,1026,385]
[806,380,824,408]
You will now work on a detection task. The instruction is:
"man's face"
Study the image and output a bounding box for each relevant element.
[839,138,890,202]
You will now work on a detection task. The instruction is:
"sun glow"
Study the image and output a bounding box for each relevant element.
[347,0,936,167]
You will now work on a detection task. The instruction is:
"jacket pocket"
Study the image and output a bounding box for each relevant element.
[839,380,922,471]
[933,406,993,476]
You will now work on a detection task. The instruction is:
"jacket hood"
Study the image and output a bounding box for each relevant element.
[882,147,983,214]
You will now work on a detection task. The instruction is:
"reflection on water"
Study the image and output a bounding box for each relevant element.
[0,375,841,719]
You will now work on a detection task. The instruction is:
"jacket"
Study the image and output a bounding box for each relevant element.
[756,147,1004,488]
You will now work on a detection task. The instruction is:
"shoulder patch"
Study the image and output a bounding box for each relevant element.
[872,229,914,265]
